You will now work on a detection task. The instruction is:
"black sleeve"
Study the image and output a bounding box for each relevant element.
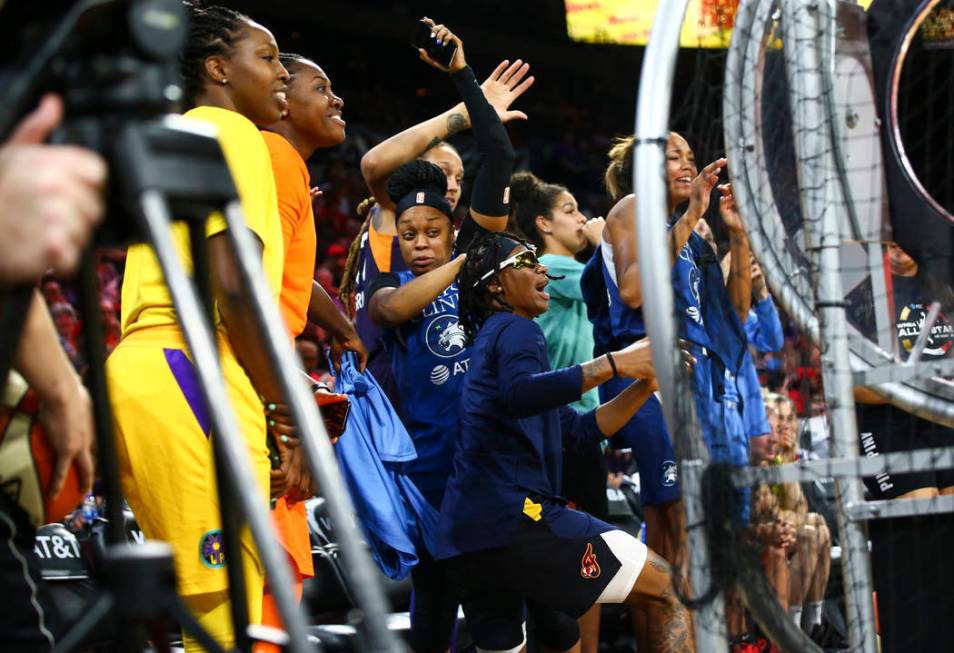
[455,214,491,255]
[450,66,515,218]
[366,272,401,303]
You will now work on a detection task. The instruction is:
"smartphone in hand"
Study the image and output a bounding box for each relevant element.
[411,19,458,68]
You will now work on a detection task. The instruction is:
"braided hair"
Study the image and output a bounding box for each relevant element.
[457,231,535,343]
[338,198,376,318]
[386,160,448,205]
[509,171,567,251]
[179,2,251,108]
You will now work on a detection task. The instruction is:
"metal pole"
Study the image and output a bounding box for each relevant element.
[781,1,877,650]
[222,202,400,653]
[634,2,727,649]
[138,191,314,653]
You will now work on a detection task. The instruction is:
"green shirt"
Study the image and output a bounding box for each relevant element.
[535,253,599,412]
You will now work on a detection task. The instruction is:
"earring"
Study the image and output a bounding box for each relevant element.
[220,78,229,85]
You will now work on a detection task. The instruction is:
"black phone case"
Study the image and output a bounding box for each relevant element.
[411,21,457,68]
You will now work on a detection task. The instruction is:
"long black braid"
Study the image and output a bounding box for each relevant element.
[179,2,251,108]
[457,231,536,344]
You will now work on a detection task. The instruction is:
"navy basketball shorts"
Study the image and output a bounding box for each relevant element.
[447,507,648,652]
[600,379,682,507]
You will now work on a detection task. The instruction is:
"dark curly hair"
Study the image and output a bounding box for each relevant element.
[457,231,535,343]
[509,171,567,250]
[179,2,251,107]
[386,160,448,205]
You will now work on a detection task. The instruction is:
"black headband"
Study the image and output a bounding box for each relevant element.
[395,190,454,222]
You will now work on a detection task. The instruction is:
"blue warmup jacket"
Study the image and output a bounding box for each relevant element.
[334,355,438,579]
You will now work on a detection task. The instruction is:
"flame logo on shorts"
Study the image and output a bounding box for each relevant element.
[580,542,601,579]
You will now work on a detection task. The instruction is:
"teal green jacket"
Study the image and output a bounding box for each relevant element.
[535,253,599,412]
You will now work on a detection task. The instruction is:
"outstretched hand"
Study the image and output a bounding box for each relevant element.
[417,18,466,74]
[687,157,726,220]
[718,182,745,234]
[480,59,534,123]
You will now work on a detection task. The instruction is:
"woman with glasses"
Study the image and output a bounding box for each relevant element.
[364,20,518,652]
[436,231,696,653]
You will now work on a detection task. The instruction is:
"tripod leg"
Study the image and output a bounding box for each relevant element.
[52,594,114,653]
[222,201,399,652]
[188,218,252,652]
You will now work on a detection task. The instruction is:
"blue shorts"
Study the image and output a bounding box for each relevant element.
[599,379,681,507]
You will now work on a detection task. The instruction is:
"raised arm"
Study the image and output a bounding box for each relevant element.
[604,158,724,310]
[360,57,533,220]
[719,183,752,322]
[419,19,517,233]
[368,254,466,328]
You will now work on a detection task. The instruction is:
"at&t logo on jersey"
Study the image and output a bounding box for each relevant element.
[426,314,467,359]
[430,365,451,385]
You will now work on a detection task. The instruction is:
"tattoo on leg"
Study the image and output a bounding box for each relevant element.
[646,551,694,651]
[653,597,693,653]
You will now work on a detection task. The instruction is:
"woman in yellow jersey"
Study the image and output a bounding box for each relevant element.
[105,3,290,649]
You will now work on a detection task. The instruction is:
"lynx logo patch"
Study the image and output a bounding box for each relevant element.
[580,542,601,579]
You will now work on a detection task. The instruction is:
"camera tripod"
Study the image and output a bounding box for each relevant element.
[0,1,399,651]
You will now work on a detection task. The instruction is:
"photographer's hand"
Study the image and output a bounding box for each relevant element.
[0,94,106,282]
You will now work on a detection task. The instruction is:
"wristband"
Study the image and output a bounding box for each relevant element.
[606,352,618,378]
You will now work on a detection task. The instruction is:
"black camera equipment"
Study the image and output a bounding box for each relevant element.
[0,1,398,651]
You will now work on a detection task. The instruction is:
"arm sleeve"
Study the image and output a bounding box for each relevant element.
[494,317,584,417]
[559,406,604,451]
[366,272,401,302]
[746,297,784,353]
[450,66,515,217]
[455,214,490,254]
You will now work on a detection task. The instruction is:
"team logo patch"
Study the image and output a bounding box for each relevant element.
[425,315,467,359]
[199,529,226,569]
[580,542,601,579]
[430,364,451,385]
[661,460,678,487]
[897,303,954,356]
[415,191,425,203]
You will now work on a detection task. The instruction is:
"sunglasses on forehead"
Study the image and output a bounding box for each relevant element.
[474,248,540,287]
